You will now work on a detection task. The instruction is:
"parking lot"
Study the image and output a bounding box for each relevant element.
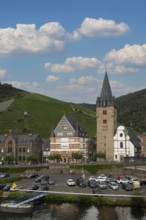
[13,173,146,197]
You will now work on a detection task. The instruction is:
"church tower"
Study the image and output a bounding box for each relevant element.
[96,72,117,161]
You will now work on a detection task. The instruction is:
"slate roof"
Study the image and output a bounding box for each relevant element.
[0,134,40,144]
[126,127,141,150]
[66,115,88,136]
[96,72,116,107]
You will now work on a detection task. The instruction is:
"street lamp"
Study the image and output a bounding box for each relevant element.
[123,128,128,158]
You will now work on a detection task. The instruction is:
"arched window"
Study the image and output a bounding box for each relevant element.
[8,140,12,153]
[120,133,123,137]
[120,142,123,148]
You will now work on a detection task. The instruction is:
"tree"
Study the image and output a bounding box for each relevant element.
[4,155,14,164]
[72,152,83,160]
[94,151,106,161]
[48,154,61,163]
[27,154,38,164]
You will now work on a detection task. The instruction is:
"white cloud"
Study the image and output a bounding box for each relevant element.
[0,68,6,79]
[69,75,98,85]
[98,63,139,74]
[0,22,79,55]
[78,17,130,37]
[46,75,59,82]
[45,56,102,73]
[7,81,39,90]
[104,44,146,66]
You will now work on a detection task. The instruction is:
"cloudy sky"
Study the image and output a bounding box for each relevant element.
[0,0,146,103]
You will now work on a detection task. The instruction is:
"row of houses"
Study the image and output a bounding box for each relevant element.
[0,117,145,165]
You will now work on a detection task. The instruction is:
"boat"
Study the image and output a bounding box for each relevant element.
[0,202,33,214]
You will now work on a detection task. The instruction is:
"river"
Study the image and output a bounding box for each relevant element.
[0,203,146,220]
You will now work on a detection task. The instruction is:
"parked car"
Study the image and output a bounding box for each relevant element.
[97,181,107,189]
[40,179,48,185]
[96,174,107,182]
[35,175,49,182]
[92,187,102,195]
[48,179,55,185]
[122,183,133,191]
[0,173,10,178]
[88,176,98,182]
[88,180,97,188]
[117,176,129,184]
[27,173,39,179]
[38,185,49,191]
[108,181,119,190]
[76,177,86,187]
[0,184,6,190]
[106,175,116,183]
[2,184,11,191]
[67,179,76,186]
[27,184,39,190]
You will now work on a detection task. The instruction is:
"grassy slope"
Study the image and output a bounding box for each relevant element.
[0,92,96,138]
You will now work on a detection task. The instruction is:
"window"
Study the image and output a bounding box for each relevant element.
[23,148,25,153]
[120,142,123,148]
[115,154,117,159]
[120,133,123,137]
[8,140,12,153]
[19,148,21,152]
[103,120,107,124]
[103,110,107,115]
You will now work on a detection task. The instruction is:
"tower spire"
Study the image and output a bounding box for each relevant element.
[96,72,116,107]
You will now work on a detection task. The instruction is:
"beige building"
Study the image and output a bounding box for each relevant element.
[0,130,43,164]
[96,72,117,161]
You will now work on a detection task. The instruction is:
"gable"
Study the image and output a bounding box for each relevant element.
[54,115,75,137]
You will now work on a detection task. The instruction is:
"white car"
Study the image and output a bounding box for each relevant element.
[96,174,107,182]
[67,179,76,186]
[88,176,98,182]
[117,176,129,184]
[108,181,119,190]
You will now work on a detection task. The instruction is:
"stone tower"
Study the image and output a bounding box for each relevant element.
[96,72,117,161]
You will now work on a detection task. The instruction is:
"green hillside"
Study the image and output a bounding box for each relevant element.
[1,83,146,137]
[117,88,146,133]
[0,84,96,138]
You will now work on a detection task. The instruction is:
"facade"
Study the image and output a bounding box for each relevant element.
[114,125,141,161]
[42,138,50,163]
[49,115,89,163]
[96,72,117,161]
[0,130,43,164]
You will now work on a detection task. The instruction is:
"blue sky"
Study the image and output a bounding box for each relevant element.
[0,0,146,103]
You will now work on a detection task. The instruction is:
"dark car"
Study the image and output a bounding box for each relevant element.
[122,183,133,191]
[27,173,39,179]
[38,185,49,191]
[35,175,49,182]
[27,184,39,190]
[88,180,97,188]
[0,184,6,190]
[92,187,102,195]
[76,178,86,187]
[40,179,49,185]
[2,183,11,191]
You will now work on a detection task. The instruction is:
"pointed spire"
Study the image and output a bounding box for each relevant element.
[96,72,116,107]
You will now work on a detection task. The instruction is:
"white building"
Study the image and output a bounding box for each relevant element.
[114,125,141,162]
